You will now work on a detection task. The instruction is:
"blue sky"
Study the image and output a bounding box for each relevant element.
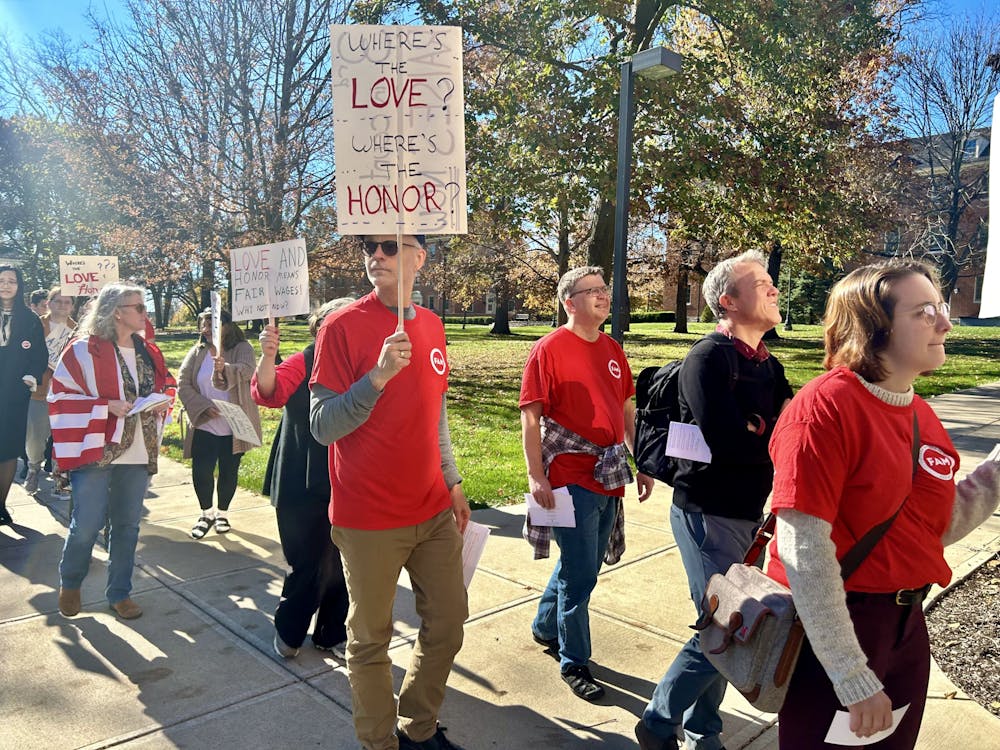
[0,0,994,43]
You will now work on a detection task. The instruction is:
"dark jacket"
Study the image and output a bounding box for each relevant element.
[0,309,47,460]
[672,333,792,521]
[262,344,331,506]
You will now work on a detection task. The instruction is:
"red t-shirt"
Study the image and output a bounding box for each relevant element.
[766,367,959,592]
[310,292,451,530]
[519,327,635,496]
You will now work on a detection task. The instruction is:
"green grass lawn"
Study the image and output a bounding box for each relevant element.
[153,320,1000,509]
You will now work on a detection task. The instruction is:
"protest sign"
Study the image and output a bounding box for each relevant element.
[228,238,310,322]
[330,25,467,235]
[59,256,119,296]
[978,95,1000,318]
[212,400,262,447]
[210,291,222,352]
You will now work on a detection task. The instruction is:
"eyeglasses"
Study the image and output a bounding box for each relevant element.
[569,284,611,299]
[118,302,146,314]
[916,301,949,326]
[360,240,419,257]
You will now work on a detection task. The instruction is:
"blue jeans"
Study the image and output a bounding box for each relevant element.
[59,464,150,604]
[642,504,759,750]
[532,484,618,671]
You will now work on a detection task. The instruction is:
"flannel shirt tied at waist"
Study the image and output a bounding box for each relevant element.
[522,416,633,563]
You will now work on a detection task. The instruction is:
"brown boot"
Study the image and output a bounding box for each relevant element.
[58,587,81,617]
[110,598,143,620]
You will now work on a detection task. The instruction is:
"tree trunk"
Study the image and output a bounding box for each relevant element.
[557,202,571,326]
[762,240,782,341]
[587,197,615,281]
[491,291,511,335]
[673,267,689,333]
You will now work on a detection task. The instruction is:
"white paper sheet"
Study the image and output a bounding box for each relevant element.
[664,421,713,464]
[212,399,262,446]
[525,486,575,527]
[823,704,909,746]
[461,520,490,589]
[127,393,172,416]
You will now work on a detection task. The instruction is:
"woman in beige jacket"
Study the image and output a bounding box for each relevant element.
[177,309,261,538]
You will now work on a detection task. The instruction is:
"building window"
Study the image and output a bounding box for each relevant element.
[427,296,435,311]
[485,293,496,315]
[687,285,693,306]
[884,229,900,254]
[974,274,984,304]
[963,138,978,159]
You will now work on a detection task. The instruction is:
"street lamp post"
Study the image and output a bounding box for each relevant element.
[610,46,682,344]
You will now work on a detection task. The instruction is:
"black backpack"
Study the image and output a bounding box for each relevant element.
[633,333,739,485]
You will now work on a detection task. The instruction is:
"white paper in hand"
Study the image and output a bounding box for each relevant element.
[525,486,575,527]
[127,393,172,416]
[461,521,490,589]
[664,421,713,464]
[823,704,909,746]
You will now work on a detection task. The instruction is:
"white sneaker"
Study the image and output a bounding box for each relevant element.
[24,469,39,494]
[273,631,299,659]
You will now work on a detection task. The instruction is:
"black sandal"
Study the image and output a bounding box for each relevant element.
[190,515,212,539]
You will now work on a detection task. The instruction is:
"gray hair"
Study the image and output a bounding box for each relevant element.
[76,283,146,341]
[702,250,769,320]
[309,297,355,337]
[557,266,605,303]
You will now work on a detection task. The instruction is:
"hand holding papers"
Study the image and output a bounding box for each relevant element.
[525,486,575,527]
[664,421,713,464]
[461,521,490,589]
[127,393,172,416]
[824,704,909,746]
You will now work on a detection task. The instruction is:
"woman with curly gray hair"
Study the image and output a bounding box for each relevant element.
[49,283,175,620]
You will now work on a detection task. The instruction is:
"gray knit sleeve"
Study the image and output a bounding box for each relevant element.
[309,376,382,445]
[776,510,885,706]
[439,398,461,489]
[942,456,1000,546]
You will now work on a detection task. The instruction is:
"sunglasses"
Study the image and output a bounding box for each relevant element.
[118,302,147,314]
[360,240,419,257]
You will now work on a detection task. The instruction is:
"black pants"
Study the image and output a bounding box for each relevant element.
[190,430,242,512]
[274,494,349,649]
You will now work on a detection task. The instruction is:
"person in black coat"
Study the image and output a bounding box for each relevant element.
[0,265,48,525]
[250,299,352,658]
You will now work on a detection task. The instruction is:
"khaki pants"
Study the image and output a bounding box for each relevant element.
[332,508,467,750]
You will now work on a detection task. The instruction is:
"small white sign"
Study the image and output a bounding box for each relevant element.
[211,399,261,446]
[59,255,119,297]
[228,238,310,322]
[525,486,576,528]
[665,421,713,464]
[210,291,222,352]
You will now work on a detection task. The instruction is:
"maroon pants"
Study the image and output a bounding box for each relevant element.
[778,593,930,749]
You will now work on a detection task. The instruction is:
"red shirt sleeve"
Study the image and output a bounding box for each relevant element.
[251,351,306,408]
[518,341,549,411]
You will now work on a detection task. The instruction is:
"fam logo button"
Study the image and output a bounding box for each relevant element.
[429,347,447,375]
[918,444,955,481]
[607,360,622,379]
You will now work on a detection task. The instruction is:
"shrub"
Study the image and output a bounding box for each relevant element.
[629,310,676,323]
[699,305,715,323]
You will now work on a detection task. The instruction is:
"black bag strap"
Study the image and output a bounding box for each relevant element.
[745,409,920,582]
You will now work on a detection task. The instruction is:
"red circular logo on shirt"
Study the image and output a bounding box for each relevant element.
[919,444,955,481]
[607,360,622,379]
[429,347,447,375]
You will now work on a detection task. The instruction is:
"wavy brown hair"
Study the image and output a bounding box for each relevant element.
[823,260,940,382]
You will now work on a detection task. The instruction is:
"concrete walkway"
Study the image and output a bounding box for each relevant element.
[2,384,999,750]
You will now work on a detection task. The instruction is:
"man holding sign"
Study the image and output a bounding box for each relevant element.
[310,234,469,750]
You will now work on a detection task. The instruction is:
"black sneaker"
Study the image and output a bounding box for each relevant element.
[561,664,605,701]
[397,726,465,750]
[635,719,678,750]
[532,631,559,652]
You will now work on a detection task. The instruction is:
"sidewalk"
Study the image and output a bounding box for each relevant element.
[1,384,998,750]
